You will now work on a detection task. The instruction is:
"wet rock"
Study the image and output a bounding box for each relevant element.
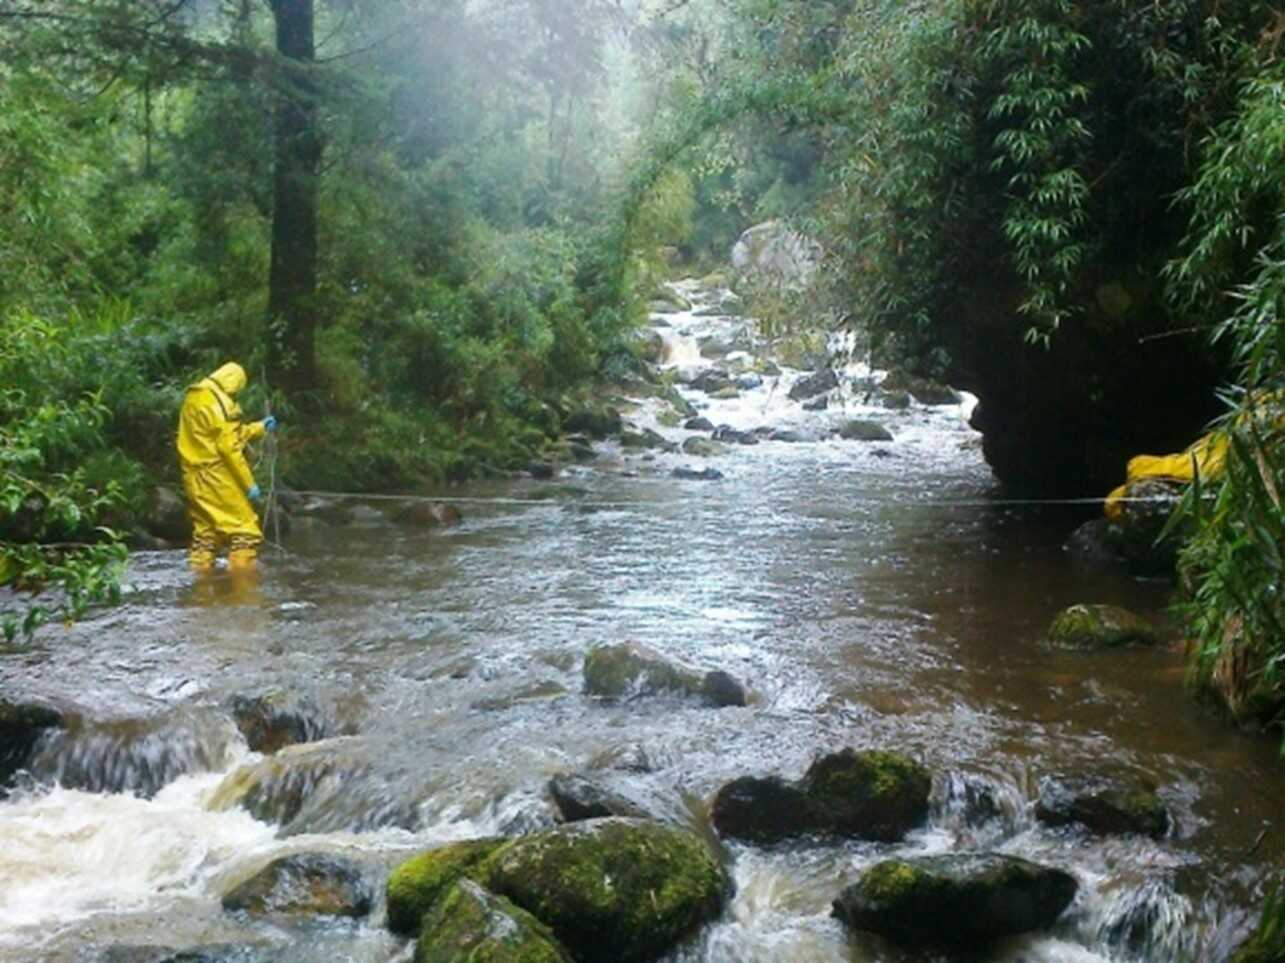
[879,390,912,410]
[709,386,741,400]
[672,466,723,481]
[416,879,573,963]
[0,699,64,791]
[620,428,673,451]
[681,437,725,458]
[684,417,715,432]
[688,368,734,394]
[143,485,190,543]
[548,773,650,823]
[222,853,372,918]
[833,853,1078,948]
[485,818,728,963]
[230,691,331,755]
[1036,775,1170,838]
[1106,477,1186,573]
[395,502,463,528]
[209,739,417,835]
[768,429,806,443]
[1048,604,1161,649]
[564,405,623,439]
[788,368,839,402]
[387,838,509,935]
[881,370,962,406]
[711,748,931,844]
[736,374,764,391]
[1230,882,1285,963]
[712,426,759,446]
[97,945,270,963]
[582,643,747,708]
[802,394,829,411]
[839,420,894,442]
[662,387,698,419]
[1066,518,1126,567]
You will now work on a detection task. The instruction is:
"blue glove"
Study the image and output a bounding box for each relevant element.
[262,416,278,433]
[248,484,262,502]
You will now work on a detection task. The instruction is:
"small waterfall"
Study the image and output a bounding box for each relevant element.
[657,326,703,369]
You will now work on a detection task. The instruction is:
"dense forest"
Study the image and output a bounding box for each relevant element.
[0,1,1281,734]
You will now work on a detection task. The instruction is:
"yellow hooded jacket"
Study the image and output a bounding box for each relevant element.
[177,362,266,539]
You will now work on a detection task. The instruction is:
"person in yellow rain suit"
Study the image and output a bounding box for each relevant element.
[176,362,278,569]
[1103,431,1229,523]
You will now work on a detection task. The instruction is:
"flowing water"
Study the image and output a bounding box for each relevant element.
[1,282,1281,962]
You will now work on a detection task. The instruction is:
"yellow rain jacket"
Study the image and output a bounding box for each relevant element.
[177,363,266,561]
[1104,431,1229,523]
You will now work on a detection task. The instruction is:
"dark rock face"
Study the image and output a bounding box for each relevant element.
[881,370,962,406]
[415,880,572,963]
[711,748,931,844]
[701,670,749,708]
[689,368,734,394]
[485,818,727,963]
[548,773,650,823]
[1048,604,1161,649]
[230,691,331,755]
[144,486,191,543]
[1036,776,1170,838]
[789,368,839,402]
[672,467,723,481]
[684,417,715,432]
[833,853,1078,948]
[839,420,894,442]
[1106,478,1186,573]
[802,395,829,411]
[0,700,64,791]
[222,853,372,918]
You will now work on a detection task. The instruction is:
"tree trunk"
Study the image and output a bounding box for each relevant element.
[267,0,320,395]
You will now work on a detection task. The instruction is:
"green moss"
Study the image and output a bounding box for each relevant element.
[1049,604,1159,649]
[483,818,726,963]
[386,838,511,936]
[415,880,571,963]
[859,861,925,903]
[801,749,931,841]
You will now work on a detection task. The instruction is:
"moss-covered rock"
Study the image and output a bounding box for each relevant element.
[1048,604,1161,649]
[838,420,894,442]
[711,748,931,844]
[1231,882,1285,963]
[483,818,727,963]
[582,643,747,708]
[415,880,572,963]
[1035,775,1170,839]
[221,853,371,918]
[386,838,510,935]
[833,853,1078,948]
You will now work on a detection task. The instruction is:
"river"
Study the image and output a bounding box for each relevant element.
[1,282,1281,962]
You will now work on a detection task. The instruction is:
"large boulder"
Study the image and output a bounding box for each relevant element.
[731,221,822,289]
[711,748,931,844]
[230,691,331,755]
[387,838,511,936]
[833,854,1077,948]
[221,853,372,918]
[415,880,572,963]
[0,699,64,792]
[582,643,747,708]
[484,818,727,963]
[1048,604,1161,649]
[688,368,734,395]
[1036,775,1170,839]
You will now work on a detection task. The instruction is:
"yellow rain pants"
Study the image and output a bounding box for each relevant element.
[176,362,266,569]
[1104,431,1228,523]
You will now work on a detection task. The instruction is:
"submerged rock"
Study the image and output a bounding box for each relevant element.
[97,945,270,963]
[222,853,372,918]
[620,428,673,451]
[1036,775,1170,839]
[833,853,1078,948]
[416,880,572,963]
[839,420,894,442]
[387,838,509,936]
[485,818,728,963]
[548,772,650,823]
[582,643,747,707]
[712,426,759,446]
[672,466,723,481]
[788,368,839,402]
[0,699,64,791]
[688,368,734,394]
[230,690,331,754]
[711,748,931,844]
[1048,604,1161,648]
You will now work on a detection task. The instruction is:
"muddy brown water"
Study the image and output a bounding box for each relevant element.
[1,311,1281,962]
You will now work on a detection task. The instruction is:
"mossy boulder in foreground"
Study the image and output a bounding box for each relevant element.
[415,880,572,963]
[711,748,931,844]
[1035,775,1170,839]
[386,837,509,935]
[1048,604,1161,649]
[833,853,1078,948]
[483,818,728,963]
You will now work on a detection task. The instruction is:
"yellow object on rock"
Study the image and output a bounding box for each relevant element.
[1104,430,1229,523]
[177,362,266,569]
